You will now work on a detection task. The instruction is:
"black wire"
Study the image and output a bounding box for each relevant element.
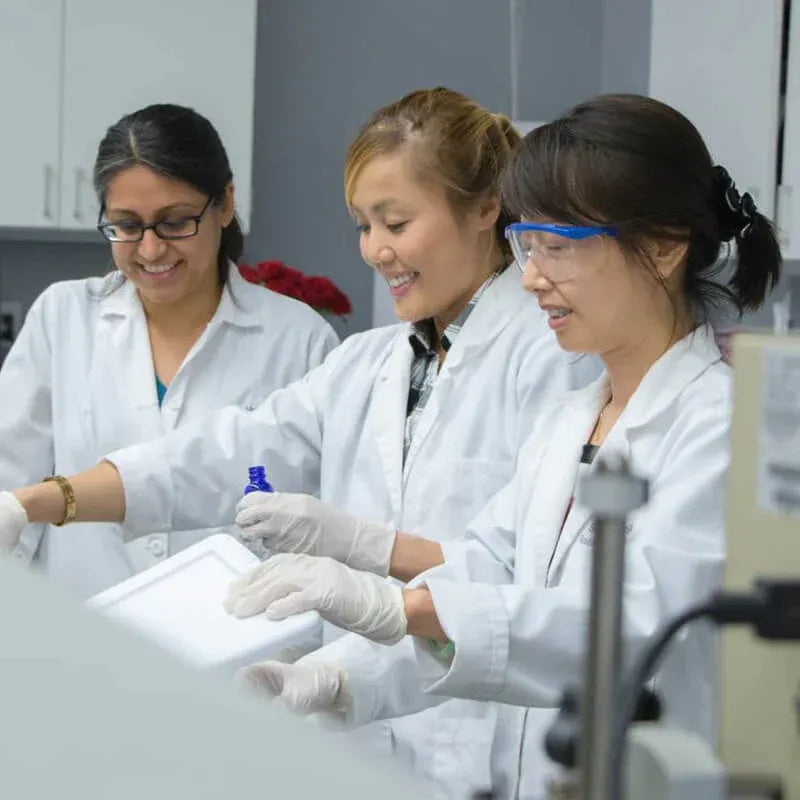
[611,590,766,767]
[610,602,715,767]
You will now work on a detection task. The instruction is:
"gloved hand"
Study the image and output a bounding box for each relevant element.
[0,491,27,554]
[235,492,395,576]
[224,553,407,645]
[236,656,349,716]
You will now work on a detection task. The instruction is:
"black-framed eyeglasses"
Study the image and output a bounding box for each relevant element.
[96,196,215,243]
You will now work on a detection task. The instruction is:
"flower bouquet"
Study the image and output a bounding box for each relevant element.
[239,260,352,317]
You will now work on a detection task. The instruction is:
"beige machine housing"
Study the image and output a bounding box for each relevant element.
[721,333,800,797]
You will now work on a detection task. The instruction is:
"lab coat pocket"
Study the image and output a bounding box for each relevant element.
[431,700,497,797]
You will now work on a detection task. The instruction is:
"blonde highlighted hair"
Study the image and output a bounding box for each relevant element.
[344,87,520,260]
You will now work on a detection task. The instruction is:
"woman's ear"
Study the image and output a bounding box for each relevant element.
[220,182,236,228]
[650,238,690,281]
[472,195,502,232]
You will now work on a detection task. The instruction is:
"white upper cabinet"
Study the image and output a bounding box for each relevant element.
[60,0,256,232]
[779,1,800,258]
[0,0,256,233]
[0,2,64,228]
[650,0,784,219]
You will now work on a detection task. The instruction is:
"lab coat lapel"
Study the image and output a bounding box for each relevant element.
[547,417,631,582]
[170,264,263,398]
[372,330,414,521]
[545,324,723,580]
[438,266,531,374]
[617,323,722,431]
[90,281,163,449]
[530,382,608,587]
[403,268,533,474]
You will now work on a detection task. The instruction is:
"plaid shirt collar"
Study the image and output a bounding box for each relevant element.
[407,272,497,356]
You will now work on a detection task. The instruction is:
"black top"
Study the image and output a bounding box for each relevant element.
[581,443,599,464]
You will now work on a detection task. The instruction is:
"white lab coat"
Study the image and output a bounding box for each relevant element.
[108,265,599,796]
[331,324,730,799]
[0,266,338,597]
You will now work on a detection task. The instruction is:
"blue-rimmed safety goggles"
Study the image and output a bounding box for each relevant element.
[505,221,620,278]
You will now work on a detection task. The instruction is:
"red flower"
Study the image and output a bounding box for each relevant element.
[256,260,286,281]
[237,261,351,316]
[281,266,306,288]
[265,275,303,300]
[303,276,352,315]
[299,276,331,306]
[238,263,260,284]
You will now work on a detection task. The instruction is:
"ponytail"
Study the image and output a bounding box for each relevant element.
[712,166,782,313]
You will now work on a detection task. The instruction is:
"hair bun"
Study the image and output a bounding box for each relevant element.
[712,165,757,241]
[491,113,521,149]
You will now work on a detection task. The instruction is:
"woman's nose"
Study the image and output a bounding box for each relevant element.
[521,253,553,294]
[137,228,167,261]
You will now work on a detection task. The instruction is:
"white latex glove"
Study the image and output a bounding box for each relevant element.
[235,492,395,576]
[224,553,407,645]
[0,491,27,554]
[236,656,349,716]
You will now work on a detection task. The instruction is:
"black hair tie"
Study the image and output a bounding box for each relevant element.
[712,165,756,241]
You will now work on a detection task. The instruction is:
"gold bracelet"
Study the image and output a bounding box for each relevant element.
[43,475,77,527]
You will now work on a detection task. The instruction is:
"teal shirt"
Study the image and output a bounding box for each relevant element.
[155,375,168,407]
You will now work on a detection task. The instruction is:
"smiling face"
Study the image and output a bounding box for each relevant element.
[349,151,500,330]
[103,164,234,309]
[520,222,686,358]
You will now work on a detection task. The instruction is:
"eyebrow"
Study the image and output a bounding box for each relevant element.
[106,202,199,217]
[351,198,402,218]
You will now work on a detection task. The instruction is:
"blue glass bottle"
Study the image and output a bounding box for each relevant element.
[238,466,274,559]
[244,465,274,495]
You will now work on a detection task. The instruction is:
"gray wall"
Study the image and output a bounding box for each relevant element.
[0,0,786,335]
[600,0,652,93]
[514,0,603,120]
[0,236,107,315]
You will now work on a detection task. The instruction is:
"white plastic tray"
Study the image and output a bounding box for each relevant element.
[87,534,321,677]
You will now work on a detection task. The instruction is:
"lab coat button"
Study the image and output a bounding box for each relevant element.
[148,538,166,558]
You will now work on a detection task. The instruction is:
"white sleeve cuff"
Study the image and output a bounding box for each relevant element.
[414,578,509,702]
[105,442,173,541]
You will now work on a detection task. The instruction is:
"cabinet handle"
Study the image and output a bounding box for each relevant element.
[794,681,799,737]
[777,185,792,252]
[43,165,54,221]
[73,167,85,220]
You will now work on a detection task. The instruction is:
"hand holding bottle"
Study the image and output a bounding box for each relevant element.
[235,492,396,576]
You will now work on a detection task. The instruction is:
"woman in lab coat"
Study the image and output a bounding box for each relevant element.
[0,103,339,597]
[219,95,783,798]
[0,88,585,797]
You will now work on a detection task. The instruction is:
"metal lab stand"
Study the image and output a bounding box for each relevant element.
[577,454,649,800]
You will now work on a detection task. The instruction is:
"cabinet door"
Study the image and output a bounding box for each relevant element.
[59,0,256,232]
[650,0,783,219]
[0,2,63,228]
[779,2,800,258]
